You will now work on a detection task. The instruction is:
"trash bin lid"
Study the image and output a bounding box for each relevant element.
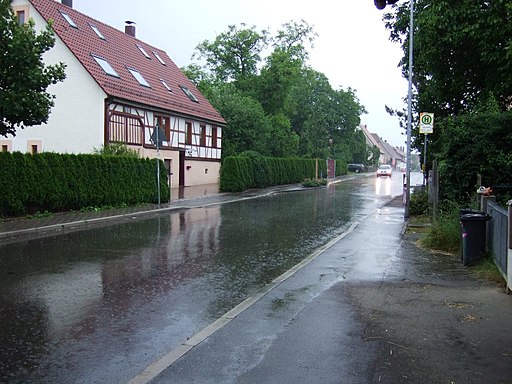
[460,208,485,216]
[460,213,491,222]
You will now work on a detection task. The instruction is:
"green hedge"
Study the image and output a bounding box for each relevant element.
[0,152,169,217]
[220,155,347,192]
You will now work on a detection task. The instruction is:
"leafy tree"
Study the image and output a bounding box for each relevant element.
[384,0,512,116]
[193,23,269,83]
[289,68,365,158]
[267,113,299,157]
[367,145,381,168]
[188,21,367,161]
[180,63,217,92]
[272,19,318,62]
[437,110,512,203]
[207,84,272,158]
[0,0,66,137]
[256,48,303,116]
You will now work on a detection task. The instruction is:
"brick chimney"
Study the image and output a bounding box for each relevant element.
[125,21,136,38]
[62,0,73,7]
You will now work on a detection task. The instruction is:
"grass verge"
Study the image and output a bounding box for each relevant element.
[411,204,506,287]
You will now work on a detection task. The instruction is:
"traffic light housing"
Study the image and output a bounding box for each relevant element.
[374,0,399,9]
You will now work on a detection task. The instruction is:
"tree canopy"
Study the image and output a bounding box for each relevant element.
[184,20,369,162]
[384,0,512,202]
[193,23,269,83]
[0,0,66,137]
[385,0,511,117]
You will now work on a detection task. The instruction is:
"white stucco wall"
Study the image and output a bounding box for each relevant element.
[7,1,106,154]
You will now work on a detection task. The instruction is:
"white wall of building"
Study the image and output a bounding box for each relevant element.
[184,160,221,186]
[6,1,106,154]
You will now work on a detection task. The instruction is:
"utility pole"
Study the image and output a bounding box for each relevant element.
[374,0,414,219]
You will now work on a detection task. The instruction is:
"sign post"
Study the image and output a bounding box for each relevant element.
[419,113,434,185]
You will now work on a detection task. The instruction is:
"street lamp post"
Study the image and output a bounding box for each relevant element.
[152,123,163,205]
[404,0,413,218]
[374,0,414,218]
[156,124,161,205]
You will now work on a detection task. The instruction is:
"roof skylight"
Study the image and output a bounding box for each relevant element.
[128,68,151,87]
[180,85,199,103]
[59,10,77,28]
[160,79,173,92]
[92,55,119,77]
[137,45,151,59]
[90,25,105,40]
[153,51,166,65]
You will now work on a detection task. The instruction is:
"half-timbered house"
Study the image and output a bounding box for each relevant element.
[3,0,225,187]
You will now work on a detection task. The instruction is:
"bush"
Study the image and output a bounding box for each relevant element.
[93,142,139,158]
[0,152,168,217]
[409,189,429,215]
[420,202,461,253]
[302,178,328,187]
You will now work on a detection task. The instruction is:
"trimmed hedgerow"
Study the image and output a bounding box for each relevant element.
[0,152,169,217]
[220,155,347,192]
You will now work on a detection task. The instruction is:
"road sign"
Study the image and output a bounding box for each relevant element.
[419,112,434,134]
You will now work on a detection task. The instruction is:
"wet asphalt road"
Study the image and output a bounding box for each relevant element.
[0,173,422,383]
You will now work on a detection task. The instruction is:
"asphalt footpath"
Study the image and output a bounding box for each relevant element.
[1,179,511,384]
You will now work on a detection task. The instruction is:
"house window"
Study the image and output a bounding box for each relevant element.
[153,51,166,65]
[160,79,172,92]
[137,44,151,59]
[212,126,218,148]
[200,125,206,146]
[16,10,25,25]
[128,68,150,87]
[90,25,105,40]
[2,145,8,152]
[92,55,120,77]
[185,122,193,145]
[180,85,199,103]
[31,145,38,154]
[59,11,78,28]
[154,115,170,141]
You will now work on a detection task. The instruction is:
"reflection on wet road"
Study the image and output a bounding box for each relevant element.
[375,175,392,196]
[0,173,421,383]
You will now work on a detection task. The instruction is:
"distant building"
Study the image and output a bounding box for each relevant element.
[358,124,405,169]
[3,0,226,187]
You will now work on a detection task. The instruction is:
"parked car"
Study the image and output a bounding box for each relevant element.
[376,164,392,177]
[347,163,366,173]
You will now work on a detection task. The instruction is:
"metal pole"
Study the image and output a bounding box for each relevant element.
[156,124,161,205]
[404,0,414,218]
[423,133,427,186]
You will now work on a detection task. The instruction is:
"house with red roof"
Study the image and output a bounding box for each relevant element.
[358,124,405,169]
[3,0,225,187]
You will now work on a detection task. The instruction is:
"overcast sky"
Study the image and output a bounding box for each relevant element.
[72,0,408,148]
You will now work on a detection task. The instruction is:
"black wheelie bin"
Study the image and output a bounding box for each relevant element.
[460,210,491,266]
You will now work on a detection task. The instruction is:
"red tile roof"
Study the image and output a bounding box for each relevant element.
[29,0,225,125]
